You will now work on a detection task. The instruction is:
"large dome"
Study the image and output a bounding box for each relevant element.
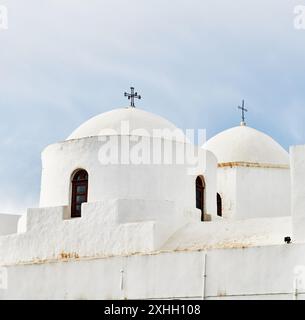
[203,125,289,165]
[67,107,185,142]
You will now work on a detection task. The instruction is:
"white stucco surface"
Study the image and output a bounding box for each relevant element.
[1,203,158,266]
[203,125,289,165]
[2,107,305,300]
[163,217,292,251]
[231,166,290,219]
[290,145,305,243]
[1,202,286,266]
[0,214,20,236]
[40,135,217,219]
[0,244,304,300]
[202,125,291,220]
[215,167,237,218]
[67,107,186,142]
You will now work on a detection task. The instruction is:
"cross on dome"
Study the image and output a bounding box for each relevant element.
[124,87,141,108]
[238,100,248,126]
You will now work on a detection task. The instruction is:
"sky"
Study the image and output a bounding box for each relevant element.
[0,0,305,214]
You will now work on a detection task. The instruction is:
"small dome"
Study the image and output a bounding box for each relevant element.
[203,125,289,165]
[67,107,185,142]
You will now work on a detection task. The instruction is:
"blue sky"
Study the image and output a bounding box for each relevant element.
[0,0,305,213]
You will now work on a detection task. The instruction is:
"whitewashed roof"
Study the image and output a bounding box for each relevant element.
[203,125,289,165]
[67,107,185,141]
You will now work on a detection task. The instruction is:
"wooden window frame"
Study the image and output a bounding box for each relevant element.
[196,176,205,222]
[217,193,222,217]
[71,169,88,218]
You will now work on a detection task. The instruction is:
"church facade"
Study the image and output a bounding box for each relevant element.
[0,103,305,300]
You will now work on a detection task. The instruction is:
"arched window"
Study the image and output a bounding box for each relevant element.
[196,176,205,221]
[71,169,88,218]
[217,193,222,217]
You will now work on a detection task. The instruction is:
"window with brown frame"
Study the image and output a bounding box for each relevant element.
[196,176,205,221]
[71,169,88,218]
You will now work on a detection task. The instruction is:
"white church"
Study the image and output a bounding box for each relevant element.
[1,90,305,300]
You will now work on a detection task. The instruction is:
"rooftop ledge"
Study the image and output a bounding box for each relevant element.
[218,162,290,169]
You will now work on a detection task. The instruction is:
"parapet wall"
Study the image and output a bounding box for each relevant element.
[0,199,180,266]
[0,243,304,300]
[0,214,20,236]
[0,197,293,267]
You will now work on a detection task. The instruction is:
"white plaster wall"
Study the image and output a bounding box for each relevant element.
[162,217,292,251]
[217,166,290,220]
[0,202,166,266]
[40,136,217,220]
[0,203,291,267]
[236,167,290,219]
[290,145,305,243]
[216,167,237,219]
[205,244,305,300]
[203,151,217,218]
[0,214,20,236]
[0,244,304,300]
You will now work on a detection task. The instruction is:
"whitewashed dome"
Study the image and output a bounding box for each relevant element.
[67,107,185,142]
[203,125,289,165]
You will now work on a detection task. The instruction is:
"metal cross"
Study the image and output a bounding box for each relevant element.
[238,100,248,124]
[124,87,141,107]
